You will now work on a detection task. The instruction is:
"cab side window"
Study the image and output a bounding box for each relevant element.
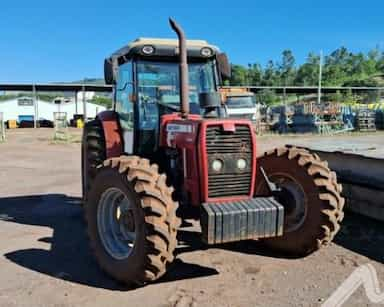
[116,62,134,131]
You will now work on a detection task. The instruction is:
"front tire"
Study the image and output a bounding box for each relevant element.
[255,146,344,256]
[82,119,106,201]
[84,156,180,285]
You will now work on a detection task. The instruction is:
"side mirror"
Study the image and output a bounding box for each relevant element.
[104,57,118,85]
[199,92,221,109]
[199,92,221,118]
[216,53,231,81]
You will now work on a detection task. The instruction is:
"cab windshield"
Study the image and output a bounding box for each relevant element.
[226,96,256,109]
[137,60,217,112]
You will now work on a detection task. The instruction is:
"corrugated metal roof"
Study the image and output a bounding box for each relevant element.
[0,84,112,92]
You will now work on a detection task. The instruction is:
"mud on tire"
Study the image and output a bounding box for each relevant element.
[255,146,345,257]
[84,156,180,285]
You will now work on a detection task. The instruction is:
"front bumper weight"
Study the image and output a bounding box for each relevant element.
[201,197,284,245]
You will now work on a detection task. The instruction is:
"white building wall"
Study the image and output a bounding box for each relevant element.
[76,91,95,101]
[0,98,106,122]
[60,101,106,120]
[0,98,37,121]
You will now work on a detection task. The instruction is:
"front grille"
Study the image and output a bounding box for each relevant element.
[206,124,253,198]
[228,113,255,121]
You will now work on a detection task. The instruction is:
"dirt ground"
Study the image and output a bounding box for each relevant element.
[0,128,383,307]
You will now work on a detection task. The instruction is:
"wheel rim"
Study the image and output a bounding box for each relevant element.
[97,187,136,260]
[270,173,308,233]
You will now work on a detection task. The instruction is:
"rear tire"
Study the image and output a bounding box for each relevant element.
[255,146,344,256]
[82,119,106,201]
[84,156,180,285]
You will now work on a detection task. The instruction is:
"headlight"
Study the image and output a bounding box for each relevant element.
[201,47,213,57]
[212,159,223,172]
[252,114,257,121]
[142,45,155,55]
[237,158,247,170]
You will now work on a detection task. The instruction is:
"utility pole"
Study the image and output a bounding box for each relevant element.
[317,50,323,105]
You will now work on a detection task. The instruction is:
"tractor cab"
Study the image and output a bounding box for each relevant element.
[104,37,230,157]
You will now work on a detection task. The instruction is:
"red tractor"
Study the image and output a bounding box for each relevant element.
[82,19,344,286]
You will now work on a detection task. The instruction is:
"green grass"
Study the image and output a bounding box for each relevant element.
[50,132,82,144]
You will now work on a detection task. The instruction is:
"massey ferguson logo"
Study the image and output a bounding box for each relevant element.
[166,124,193,133]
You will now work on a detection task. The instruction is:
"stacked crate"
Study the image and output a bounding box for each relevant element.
[291,113,317,133]
[356,109,376,132]
[376,110,384,130]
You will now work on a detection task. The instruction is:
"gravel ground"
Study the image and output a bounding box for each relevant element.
[0,128,383,307]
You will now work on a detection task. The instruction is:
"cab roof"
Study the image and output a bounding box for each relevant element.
[220,88,254,97]
[226,92,254,97]
[108,37,220,65]
[129,38,214,48]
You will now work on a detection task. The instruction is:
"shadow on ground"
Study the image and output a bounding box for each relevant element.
[333,212,384,264]
[177,213,384,264]
[0,194,218,291]
[1,195,382,291]
[233,211,384,264]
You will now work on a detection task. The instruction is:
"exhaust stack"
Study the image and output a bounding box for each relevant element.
[169,18,190,118]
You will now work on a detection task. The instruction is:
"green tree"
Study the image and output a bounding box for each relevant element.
[279,49,296,85]
[256,89,279,106]
[230,64,248,85]
[295,52,320,86]
[323,47,352,85]
[262,60,278,86]
[228,45,384,90]
[247,63,263,85]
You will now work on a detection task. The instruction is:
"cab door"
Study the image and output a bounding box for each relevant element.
[115,62,134,154]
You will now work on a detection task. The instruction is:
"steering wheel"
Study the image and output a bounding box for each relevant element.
[157,102,180,112]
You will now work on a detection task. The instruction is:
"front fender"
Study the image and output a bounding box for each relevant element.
[96,111,123,159]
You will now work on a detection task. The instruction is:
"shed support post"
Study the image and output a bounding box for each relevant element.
[75,91,78,114]
[82,84,87,122]
[33,84,38,128]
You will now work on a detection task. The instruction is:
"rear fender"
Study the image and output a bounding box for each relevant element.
[96,111,123,158]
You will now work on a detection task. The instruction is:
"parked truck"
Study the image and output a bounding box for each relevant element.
[220,88,259,124]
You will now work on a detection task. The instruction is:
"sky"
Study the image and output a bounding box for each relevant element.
[0,0,383,83]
